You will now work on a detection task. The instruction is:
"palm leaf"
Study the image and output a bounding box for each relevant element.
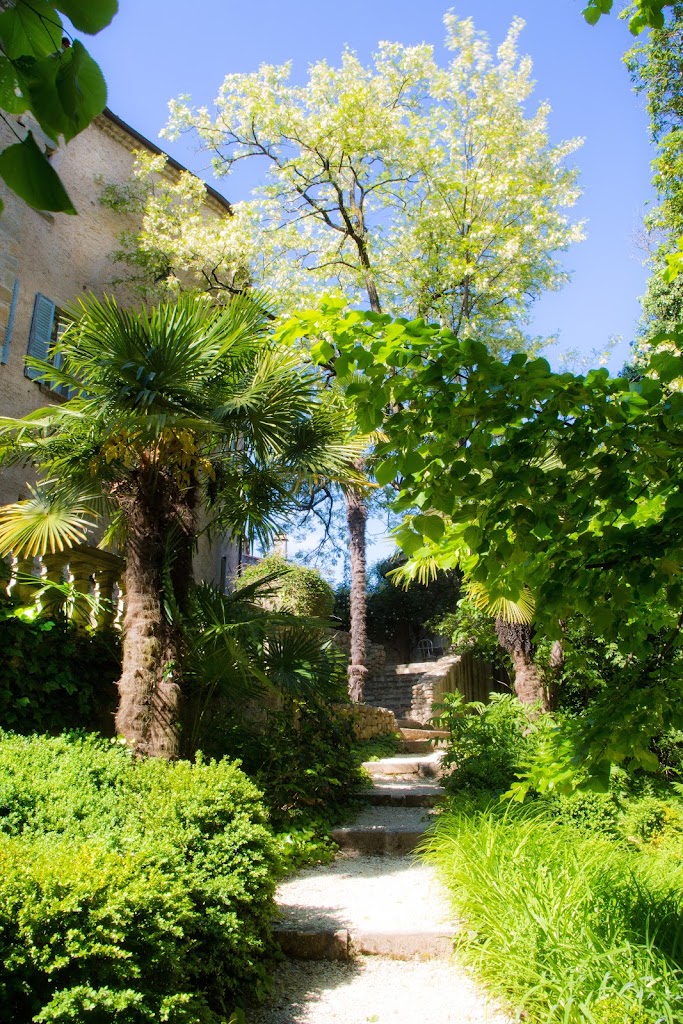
[0,483,99,557]
[466,579,536,625]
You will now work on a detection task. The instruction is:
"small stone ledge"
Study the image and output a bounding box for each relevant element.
[334,702,397,741]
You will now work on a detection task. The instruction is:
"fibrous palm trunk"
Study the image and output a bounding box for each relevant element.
[495,616,549,711]
[346,468,368,703]
[113,479,183,758]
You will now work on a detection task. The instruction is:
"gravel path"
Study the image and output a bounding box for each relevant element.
[275,854,455,934]
[254,753,509,1024]
[250,959,509,1024]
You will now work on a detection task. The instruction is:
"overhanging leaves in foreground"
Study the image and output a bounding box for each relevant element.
[0,0,115,214]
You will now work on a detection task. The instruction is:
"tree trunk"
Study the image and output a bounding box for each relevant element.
[495,617,548,710]
[113,483,182,758]
[346,467,368,703]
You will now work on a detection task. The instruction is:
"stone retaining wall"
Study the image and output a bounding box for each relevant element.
[335,703,397,741]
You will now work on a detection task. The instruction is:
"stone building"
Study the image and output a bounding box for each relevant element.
[0,108,241,590]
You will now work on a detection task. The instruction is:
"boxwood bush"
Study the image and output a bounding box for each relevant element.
[0,732,278,1024]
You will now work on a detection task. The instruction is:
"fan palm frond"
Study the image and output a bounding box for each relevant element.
[0,484,100,557]
[466,579,536,624]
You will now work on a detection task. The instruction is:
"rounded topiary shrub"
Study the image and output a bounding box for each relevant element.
[237,555,335,618]
[0,732,278,1024]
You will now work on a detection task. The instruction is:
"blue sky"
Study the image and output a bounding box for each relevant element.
[86,1,656,373]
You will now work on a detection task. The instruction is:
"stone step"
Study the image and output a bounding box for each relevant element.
[401,739,441,754]
[274,855,457,962]
[362,753,444,779]
[400,728,449,741]
[332,826,425,855]
[275,926,455,961]
[360,784,445,808]
[332,804,436,855]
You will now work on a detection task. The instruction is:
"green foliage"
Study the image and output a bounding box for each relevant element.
[334,558,461,661]
[196,695,364,837]
[0,733,277,1023]
[583,0,674,33]
[428,597,504,666]
[0,603,119,734]
[423,802,683,1023]
[293,302,683,774]
[236,555,335,619]
[351,733,401,764]
[626,3,683,358]
[184,578,348,758]
[433,691,535,797]
[0,0,115,215]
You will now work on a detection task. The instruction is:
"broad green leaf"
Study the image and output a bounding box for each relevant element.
[0,57,29,113]
[400,450,424,477]
[15,42,106,143]
[463,525,483,549]
[413,514,445,542]
[0,132,76,213]
[633,748,659,773]
[55,40,107,140]
[374,458,397,487]
[396,528,424,556]
[0,1,63,60]
[311,338,335,363]
[53,0,118,34]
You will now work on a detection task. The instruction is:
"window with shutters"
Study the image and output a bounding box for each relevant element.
[25,294,72,398]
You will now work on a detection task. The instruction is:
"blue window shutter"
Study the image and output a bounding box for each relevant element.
[26,293,55,380]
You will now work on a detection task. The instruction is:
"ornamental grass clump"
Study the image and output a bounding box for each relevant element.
[0,732,278,1024]
[422,804,683,1024]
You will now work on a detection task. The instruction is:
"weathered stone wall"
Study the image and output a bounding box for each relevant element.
[361,652,506,724]
[0,112,235,590]
[410,652,504,723]
[334,702,397,741]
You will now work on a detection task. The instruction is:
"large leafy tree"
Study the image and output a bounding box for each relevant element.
[290,303,683,765]
[0,293,362,757]
[107,13,582,698]
[0,0,115,214]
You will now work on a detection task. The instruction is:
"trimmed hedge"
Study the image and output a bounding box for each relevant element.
[0,610,120,735]
[0,733,278,1024]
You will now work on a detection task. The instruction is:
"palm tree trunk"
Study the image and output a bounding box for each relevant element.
[114,484,182,758]
[495,616,548,711]
[346,467,368,703]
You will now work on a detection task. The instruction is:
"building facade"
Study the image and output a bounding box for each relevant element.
[0,109,241,589]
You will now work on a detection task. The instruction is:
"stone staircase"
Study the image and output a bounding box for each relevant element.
[362,665,427,719]
[273,727,455,960]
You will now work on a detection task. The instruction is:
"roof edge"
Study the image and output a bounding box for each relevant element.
[101,107,232,214]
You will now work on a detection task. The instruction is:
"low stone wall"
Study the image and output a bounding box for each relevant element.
[335,702,397,741]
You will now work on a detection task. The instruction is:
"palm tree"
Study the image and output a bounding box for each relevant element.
[0,293,362,757]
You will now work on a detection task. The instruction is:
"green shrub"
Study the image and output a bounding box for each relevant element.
[0,608,120,735]
[236,555,335,618]
[434,691,534,796]
[422,805,683,1024]
[206,698,364,834]
[351,733,401,763]
[0,733,278,1024]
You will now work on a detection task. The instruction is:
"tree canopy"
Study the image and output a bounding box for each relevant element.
[110,13,582,354]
